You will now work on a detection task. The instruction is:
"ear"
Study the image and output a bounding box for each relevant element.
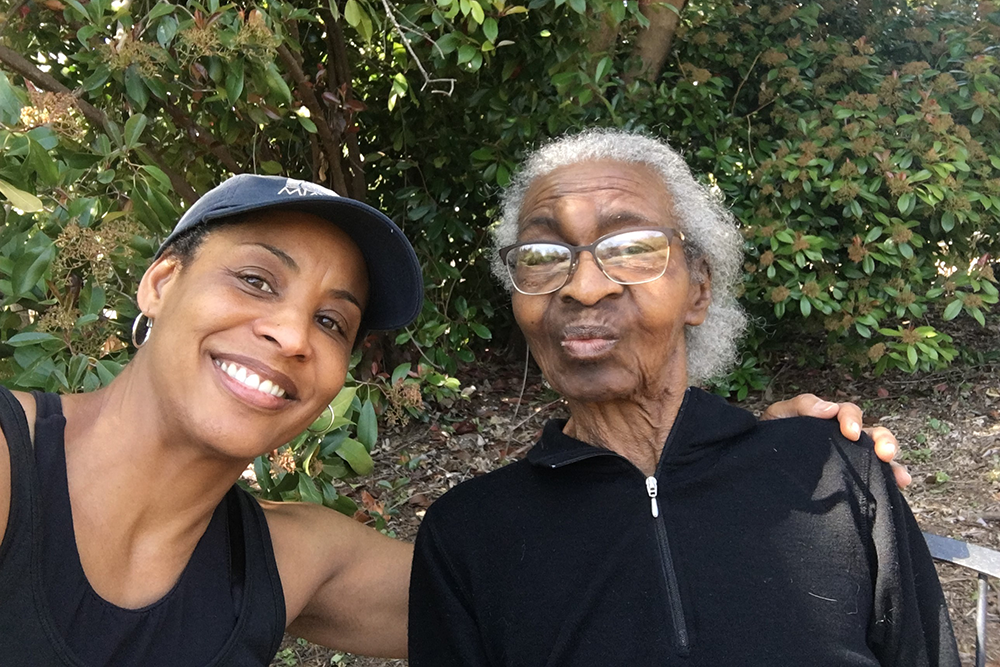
[684,256,713,327]
[136,255,183,319]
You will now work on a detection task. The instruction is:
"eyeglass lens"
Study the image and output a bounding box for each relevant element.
[505,229,672,295]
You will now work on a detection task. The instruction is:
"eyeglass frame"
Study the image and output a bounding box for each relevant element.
[498,226,686,296]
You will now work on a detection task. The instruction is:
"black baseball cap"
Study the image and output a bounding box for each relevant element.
[157,174,423,331]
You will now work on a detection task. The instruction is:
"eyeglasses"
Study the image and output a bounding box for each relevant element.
[498,227,684,296]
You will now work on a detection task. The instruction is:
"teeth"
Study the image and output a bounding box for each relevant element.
[215,359,288,399]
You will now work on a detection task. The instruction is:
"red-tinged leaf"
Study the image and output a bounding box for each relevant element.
[322,91,339,105]
[408,493,431,508]
[247,93,262,103]
[361,490,384,515]
[190,62,207,81]
[346,98,366,112]
[453,420,477,435]
[352,510,370,523]
[933,383,948,393]
[877,387,889,398]
[262,105,281,120]
[371,361,379,375]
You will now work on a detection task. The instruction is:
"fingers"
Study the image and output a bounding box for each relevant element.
[866,426,911,488]
[760,393,837,421]
[890,461,912,489]
[868,426,898,462]
[833,402,863,441]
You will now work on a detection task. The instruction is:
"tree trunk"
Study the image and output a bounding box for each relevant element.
[631,0,687,82]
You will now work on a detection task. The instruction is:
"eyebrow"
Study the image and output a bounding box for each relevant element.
[242,242,364,311]
[519,211,659,237]
[329,288,363,312]
[245,242,298,270]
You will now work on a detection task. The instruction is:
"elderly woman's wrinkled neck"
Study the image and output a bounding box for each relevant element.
[512,160,712,476]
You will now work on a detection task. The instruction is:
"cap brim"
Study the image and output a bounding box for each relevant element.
[162,195,423,331]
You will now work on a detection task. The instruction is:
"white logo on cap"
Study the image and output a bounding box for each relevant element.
[277,178,338,198]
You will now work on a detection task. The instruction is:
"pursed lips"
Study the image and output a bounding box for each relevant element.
[559,324,620,358]
[212,353,298,401]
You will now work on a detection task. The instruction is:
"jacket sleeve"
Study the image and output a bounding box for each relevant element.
[866,455,960,667]
[408,514,493,667]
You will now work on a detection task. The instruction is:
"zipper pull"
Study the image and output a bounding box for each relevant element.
[645,476,659,518]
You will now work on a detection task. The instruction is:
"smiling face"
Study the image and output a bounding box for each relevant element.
[511,160,712,405]
[137,210,369,459]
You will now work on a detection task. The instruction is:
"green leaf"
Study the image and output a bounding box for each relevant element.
[0,179,43,212]
[5,332,61,347]
[457,44,478,64]
[344,0,362,26]
[972,107,984,124]
[906,345,918,368]
[483,17,498,43]
[799,298,811,317]
[469,0,485,23]
[225,59,245,103]
[124,113,148,150]
[595,55,613,82]
[297,115,318,133]
[391,363,412,385]
[0,71,23,126]
[864,226,882,243]
[296,473,323,504]
[124,67,149,110]
[567,0,585,13]
[335,437,374,475]
[329,385,358,420]
[895,114,917,125]
[990,155,1000,170]
[260,160,283,174]
[897,192,913,215]
[356,398,377,450]
[140,164,171,191]
[942,299,963,321]
[147,3,175,21]
[470,322,492,339]
[13,244,55,296]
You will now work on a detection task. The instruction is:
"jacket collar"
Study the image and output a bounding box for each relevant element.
[526,387,757,469]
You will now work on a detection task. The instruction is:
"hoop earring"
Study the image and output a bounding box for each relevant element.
[131,314,153,348]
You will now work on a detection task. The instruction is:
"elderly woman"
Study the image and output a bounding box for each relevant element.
[0,173,900,664]
[407,130,958,666]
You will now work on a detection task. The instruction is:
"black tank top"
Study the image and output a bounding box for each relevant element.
[0,387,286,666]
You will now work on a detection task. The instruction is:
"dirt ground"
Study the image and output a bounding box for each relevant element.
[271,339,1000,667]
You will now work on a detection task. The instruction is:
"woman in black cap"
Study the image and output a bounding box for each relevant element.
[0,175,902,665]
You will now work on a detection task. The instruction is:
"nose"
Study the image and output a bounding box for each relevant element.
[253,306,313,359]
[558,251,623,306]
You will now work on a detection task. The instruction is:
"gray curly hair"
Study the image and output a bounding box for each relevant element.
[491,128,747,385]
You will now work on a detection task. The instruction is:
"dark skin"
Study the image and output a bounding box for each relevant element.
[0,205,907,659]
[513,159,907,479]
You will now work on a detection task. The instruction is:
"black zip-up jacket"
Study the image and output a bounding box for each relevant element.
[408,388,958,666]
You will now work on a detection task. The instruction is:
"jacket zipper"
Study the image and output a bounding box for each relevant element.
[645,476,690,654]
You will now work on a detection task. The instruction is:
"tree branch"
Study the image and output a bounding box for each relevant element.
[157,94,243,174]
[0,44,199,205]
[379,0,456,95]
[276,43,349,195]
